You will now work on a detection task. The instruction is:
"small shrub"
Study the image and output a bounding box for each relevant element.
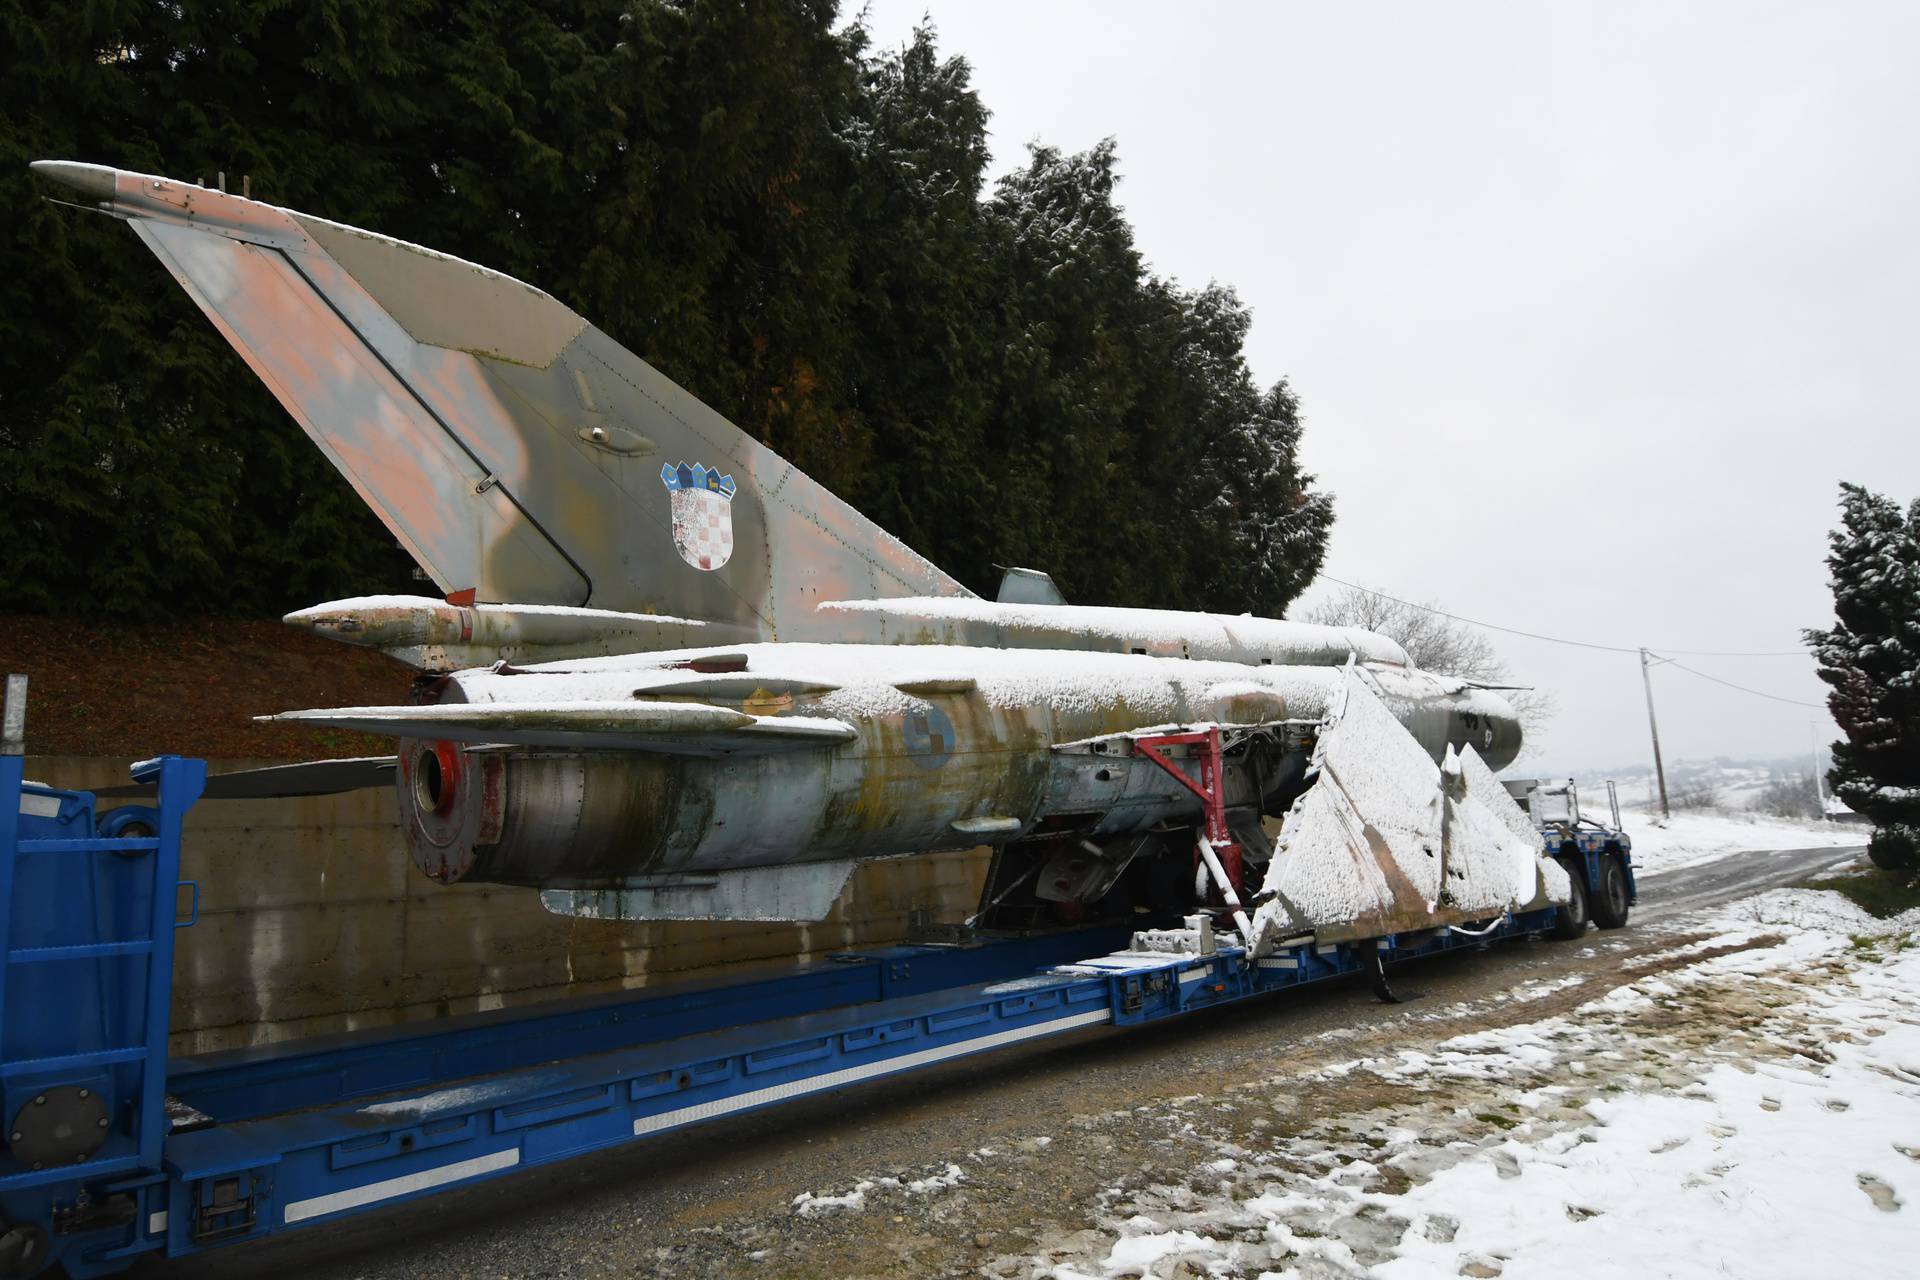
[1758,773,1821,820]
[1668,782,1721,811]
[1867,825,1918,872]
[1799,869,1920,918]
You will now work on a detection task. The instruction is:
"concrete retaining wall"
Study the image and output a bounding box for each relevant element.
[28,757,991,1055]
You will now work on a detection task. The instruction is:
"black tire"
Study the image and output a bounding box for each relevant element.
[1591,856,1632,930]
[1547,858,1589,940]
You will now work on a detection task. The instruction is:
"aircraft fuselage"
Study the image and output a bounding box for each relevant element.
[387,643,1521,891]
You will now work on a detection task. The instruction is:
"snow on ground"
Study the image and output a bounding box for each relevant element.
[1618,807,1862,874]
[791,1162,970,1217]
[1378,974,1919,1278]
[1030,889,1920,1280]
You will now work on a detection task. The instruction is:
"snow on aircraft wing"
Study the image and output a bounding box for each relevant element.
[259,701,857,755]
[1249,668,1565,947]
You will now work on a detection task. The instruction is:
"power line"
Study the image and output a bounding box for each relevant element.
[1654,656,1828,709]
[1317,574,1827,714]
[1319,575,1639,653]
[1633,644,1808,657]
[1317,575,1809,658]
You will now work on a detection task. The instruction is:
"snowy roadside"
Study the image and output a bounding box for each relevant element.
[1615,808,1861,874]
[1023,889,1919,1280]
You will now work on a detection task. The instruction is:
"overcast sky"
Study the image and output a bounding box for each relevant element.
[857,0,1920,773]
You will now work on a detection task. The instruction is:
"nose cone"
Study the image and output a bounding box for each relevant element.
[284,596,451,650]
[29,160,119,203]
[1465,689,1525,772]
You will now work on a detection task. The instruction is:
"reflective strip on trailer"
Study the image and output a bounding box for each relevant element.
[633,1008,1111,1136]
[283,1147,521,1223]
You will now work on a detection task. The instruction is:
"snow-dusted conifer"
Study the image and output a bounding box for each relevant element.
[1805,484,1920,869]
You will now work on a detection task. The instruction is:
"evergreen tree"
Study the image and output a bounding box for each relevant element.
[0,0,497,613]
[1,3,1332,622]
[1805,484,1920,870]
[574,0,872,494]
[980,142,1330,615]
[835,25,1000,579]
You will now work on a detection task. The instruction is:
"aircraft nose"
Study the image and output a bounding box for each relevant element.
[1473,690,1524,772]
[29,160,119,203]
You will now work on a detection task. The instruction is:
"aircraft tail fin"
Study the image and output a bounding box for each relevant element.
[30,161,969,639]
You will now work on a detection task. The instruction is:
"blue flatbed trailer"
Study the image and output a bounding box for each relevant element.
[0,751,1629,1278]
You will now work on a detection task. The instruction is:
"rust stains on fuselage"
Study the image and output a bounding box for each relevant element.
[387,645,1488,892]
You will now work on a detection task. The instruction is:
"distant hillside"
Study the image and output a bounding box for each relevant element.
[1529,753,1832,814]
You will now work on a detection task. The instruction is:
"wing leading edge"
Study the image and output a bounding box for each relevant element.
[259,700,857,756]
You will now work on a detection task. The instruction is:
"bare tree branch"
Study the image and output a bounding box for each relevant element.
[1300,584,1556,754]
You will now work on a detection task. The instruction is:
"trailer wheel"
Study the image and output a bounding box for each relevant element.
[0,1222,47,1275]
[1591,856,1632,930]
[1547,859,1589,940]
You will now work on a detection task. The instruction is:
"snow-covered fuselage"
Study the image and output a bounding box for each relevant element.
[275,642,1522,893]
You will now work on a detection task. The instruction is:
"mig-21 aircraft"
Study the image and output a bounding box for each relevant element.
[32,160,1567,952]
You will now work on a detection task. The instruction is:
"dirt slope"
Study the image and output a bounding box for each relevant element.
[0,615,412,758]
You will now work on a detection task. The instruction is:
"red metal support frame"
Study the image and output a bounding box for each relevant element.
[1131,727,1244,899]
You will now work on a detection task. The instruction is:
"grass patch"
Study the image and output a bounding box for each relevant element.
[1798,870,1920,919]
[1474,1112,1518,1130]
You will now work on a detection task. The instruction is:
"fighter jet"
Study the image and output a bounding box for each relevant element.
[32,161,1561,946]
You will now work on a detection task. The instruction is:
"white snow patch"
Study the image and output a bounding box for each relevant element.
[792,1158,970,1213]
[1620,809,1862,874]
[980,974,1075,995]
[790,1182,874,1216]
[1498,974,1585,1004]
[819,595,1411,668]
[1044,887,1920,1280]
[1719,885,1920,937]
[1377,954,1920,1279]
[905,1163,966,1194]
[288,594,708,626]
[1101,1228,1217,1275]
[439,641,1348,728]
[1253,670,1559,940]
[359,1081,524,1116]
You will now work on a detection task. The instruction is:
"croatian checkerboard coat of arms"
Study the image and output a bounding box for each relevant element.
[659,461,737,571]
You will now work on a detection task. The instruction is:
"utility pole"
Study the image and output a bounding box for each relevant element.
[1810,721,1828,821]
[1639,648,1671,819]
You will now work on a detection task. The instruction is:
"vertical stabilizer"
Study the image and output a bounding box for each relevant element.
[30,161,971,641]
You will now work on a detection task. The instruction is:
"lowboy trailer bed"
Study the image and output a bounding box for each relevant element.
[0,751,1628,1278]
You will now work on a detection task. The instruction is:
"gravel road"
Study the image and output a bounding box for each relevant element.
[144,841,1865,1280]
[1634,844,1857,921]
